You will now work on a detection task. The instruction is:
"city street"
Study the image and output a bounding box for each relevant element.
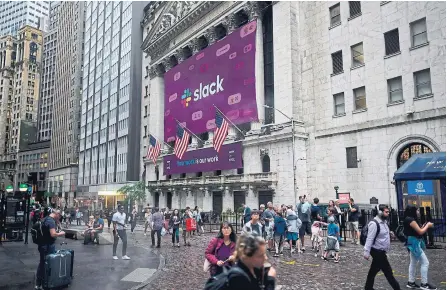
[0,228,160,290]
[141,232,446,290]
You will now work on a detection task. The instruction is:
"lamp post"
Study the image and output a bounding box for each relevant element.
[19,183,30,244]
[263,105,297,206]
[334,185,339,199]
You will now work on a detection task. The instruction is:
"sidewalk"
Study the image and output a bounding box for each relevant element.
[0,231,160,290]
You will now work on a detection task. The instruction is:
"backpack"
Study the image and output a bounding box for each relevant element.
[360,220,380,246]
[204,267,249,290]
[31,218,45,245]
[395,225,407,243]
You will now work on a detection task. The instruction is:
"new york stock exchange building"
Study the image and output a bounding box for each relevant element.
[140,1,446,214]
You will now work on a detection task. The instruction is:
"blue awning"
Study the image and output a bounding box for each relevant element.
[394,152,446,181]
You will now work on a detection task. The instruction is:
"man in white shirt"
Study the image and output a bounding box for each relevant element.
[112,205,130,260]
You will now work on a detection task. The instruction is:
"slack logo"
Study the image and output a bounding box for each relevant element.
[193,75,224,101]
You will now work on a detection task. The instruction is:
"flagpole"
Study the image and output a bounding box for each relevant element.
[148,132,173,149]
[174,118,204,142]
[213,104,245,135]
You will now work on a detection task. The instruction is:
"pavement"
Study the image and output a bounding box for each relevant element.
[139,232,446,290]
[0,227,160,290]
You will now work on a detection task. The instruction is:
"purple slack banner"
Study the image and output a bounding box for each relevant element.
[164,20,258,142]
[163,142,243,175]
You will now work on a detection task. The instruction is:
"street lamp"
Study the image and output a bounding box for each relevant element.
[334,185,339,199]
[19,183,31,244]
[262,105,297,206]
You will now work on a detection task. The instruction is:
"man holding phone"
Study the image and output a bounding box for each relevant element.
[112,205,130,260]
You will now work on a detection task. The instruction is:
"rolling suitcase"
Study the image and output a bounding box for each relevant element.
[42,243,74,289]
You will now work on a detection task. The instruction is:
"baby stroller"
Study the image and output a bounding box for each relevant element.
[311,221,324,257]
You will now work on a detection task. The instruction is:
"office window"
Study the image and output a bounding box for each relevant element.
[410,18,427,47]
[351,42,364,67]
[330,4,341,26]
[353,86,366,110]
[349,1,361,17]
[387,77,403,103]
[333,93,345,115]
[346,147,358,168]
[144,125,147,137]
[331,51,343,74]
[414,69,432,98]
[384,29,400,55]
[144,105,148,117]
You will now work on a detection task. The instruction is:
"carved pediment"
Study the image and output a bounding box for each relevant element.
[141,1,222,62]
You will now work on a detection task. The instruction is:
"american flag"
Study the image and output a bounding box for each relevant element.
[174,124,190,159]
[213,110,229,152]
[146,135,161,164]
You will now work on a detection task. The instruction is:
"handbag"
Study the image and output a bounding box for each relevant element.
[161,228,167,236]
[203,259,211,272]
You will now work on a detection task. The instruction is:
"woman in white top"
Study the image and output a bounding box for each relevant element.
[144,208,152,236]
[193,206,204,235]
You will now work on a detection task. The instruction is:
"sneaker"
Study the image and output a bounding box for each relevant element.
[321,256,328,261]
[406,282,419,289]
[301,247,305,252]
[334,258,340,263]
[177,243,180,248]
[420,283,437,290]
[122,255,131,260]
[113,256,119,260]
[291,248,295,254]
[156,245,161,248]
[280,252,284,256]
[298,250,303,254]
[355,241,359,245]
[35,286,43,290]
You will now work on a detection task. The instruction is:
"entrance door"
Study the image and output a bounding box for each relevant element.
[167,192,172,209]
[212,191,223,214]
[258,191,273,208]
[233,191,246,212]
[154,192,160,208]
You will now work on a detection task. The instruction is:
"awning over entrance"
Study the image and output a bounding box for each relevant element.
[394,152,446,181]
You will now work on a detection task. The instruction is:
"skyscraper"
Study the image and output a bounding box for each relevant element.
[47,2,85,205]
[37,1,60,141]
[77,1,144,206]
[0,1,50,36]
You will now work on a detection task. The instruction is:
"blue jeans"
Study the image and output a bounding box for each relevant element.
[409,250,429,284]
[36,244,56,286]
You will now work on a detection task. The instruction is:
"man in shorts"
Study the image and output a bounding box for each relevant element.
[297,196,312,251]
[262,202,276,251]
[348,198,360,245]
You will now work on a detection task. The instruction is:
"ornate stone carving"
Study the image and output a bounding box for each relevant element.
[204,27,217,45]
[189,38,201,55]
[162,57,173,71]
[149,64,165,79]
[174,49,185,63]
[222,14,238,33]
[153,1,196,40]
[245,2,264,21]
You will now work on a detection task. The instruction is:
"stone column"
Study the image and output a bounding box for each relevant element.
[149,65,165,140]
[246,2,265,132]
[202,188,213,211]
[205,27,217,45]
[223,186,234,212]
[174,49,185,64]
[189,38,201,55]
[247,185,258,209]
[159,191,166,209]
[186,190,195,208]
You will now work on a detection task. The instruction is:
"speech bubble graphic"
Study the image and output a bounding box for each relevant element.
[206,119,216,130]
[165,109,171,117]
[192,110,203,121]
[244,44,252,54]
[189,65,195,71]
[226,110,240,120]
[174,72,181,81]
[228,93,241,105]
[229,52,237,59]
[169,93,177,103]
[216,44,230,56]
[196,52,205,60]
[240,22,256,38]
[167,136,175,142]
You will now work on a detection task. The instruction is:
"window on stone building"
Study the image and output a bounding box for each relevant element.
[353,86,366,110]
[197,36,208,50]
[349,1,361,17]
[414,69,432,98]
[262,155,270,173]
[329,3,341,26]
[384,29,400,56]
[263,5,275,125]
[182,46,192,59]
[214,170,221,176]
[387,76,403,103]
[351,42,364,67]
[144,85,148,97]
[196,172,202,177]
[236,10,249,27]
[346,147,358,168]
[410,18,427,47]
[215,24,227,40]
[143,125,147,137]
[333,93,345,115]
[331,50,343,75]
[144,105,148,117]
[237,159,244,175]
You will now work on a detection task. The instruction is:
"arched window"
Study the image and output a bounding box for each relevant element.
[397,142,432,168]
[262,155,270,173]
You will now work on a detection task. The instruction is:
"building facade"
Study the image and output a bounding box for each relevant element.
[0,26,43,191]
[46,2,85,207]
[141,1,446,212]
[37,1,59,142]
[0,1,50,36]
[77,1,144,209]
